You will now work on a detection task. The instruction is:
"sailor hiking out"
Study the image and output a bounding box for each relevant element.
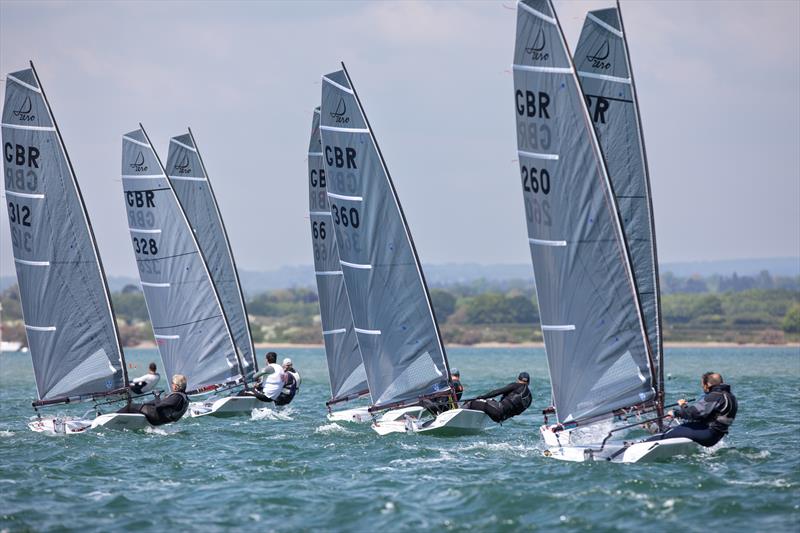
[463,372,532,423]
[275,358,301,406]
[648,372,737,447]
[117,374,190,426]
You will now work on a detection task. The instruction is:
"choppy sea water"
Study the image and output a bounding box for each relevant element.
[1,347,798,532]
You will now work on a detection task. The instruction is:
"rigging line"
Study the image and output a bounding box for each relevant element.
[583,93,634,104]
[152,313,223,330]
[136,250,198,262]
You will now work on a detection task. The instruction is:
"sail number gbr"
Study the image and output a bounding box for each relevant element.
[329,203,360,229]
[521,165,552,227]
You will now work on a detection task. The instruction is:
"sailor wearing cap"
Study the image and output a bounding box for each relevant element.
[462,372,532,423]
[275,357,301,406]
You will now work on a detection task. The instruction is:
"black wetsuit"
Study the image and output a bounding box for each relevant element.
[464,382,532,423]
[117,391,189,426]
[649,384,738,447]
[275,372,298,406]
[452,381,464,401]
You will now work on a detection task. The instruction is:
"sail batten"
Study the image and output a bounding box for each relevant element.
[307,106,369,404]
[2,64,128,403]
[319,66,451,410]
[121,126,241,393]
[513,0,654,425]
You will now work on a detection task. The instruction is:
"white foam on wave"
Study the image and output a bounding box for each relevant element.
[315,423,351,435]
[0,430,14,438]
[728,478,792,488]
[454,440,539,456]
[86,490,112,501]
[144,425,178,436]
[251,407,293,421]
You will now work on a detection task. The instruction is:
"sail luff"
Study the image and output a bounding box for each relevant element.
[30,62,130,388]
[339,63,452,384]
[615,0,664,409]
[185,127,258,374]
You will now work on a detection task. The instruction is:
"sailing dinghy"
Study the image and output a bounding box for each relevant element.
[121,126,256,418]
[2,63,151,434]
[162,130,262,418]
[319,64,489,436]
[512,0,696,462]
[307,107,372,423]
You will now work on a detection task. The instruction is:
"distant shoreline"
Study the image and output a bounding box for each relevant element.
[118,341,800,350]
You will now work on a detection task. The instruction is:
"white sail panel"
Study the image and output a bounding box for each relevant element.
[2,66,126,402]
[574,6,663,402]
[121,127,240,393]
[512,0,655,424]
[319,67,451,410]
[165,131,258,376]
[308,107,369,404]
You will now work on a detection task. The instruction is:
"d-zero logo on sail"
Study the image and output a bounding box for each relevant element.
[175,153,191,174]
[12,96,35,122]
[330,98,350,124]
[525,28,549,62]
[587,40,611,70]
[129,151,149,172]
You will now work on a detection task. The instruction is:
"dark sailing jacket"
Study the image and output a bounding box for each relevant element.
[142,391,189,425]
[478,382,532,418]
[676,384,737,434]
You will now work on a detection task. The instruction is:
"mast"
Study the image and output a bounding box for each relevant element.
[30,61,130,389]
[138,124,245,387]
[186,127,258,374]
[340,62,453,387]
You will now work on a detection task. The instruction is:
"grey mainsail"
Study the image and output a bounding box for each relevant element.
[574,4,663,406]
[308,107,369,405]
[512,0,656,424]
[319,66,451,410]
[165,130,258,376]
[2,63,128,403]
[121,126,241,393]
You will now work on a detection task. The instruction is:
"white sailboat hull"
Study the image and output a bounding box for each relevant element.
[540,425,699,463]
[326,406,373,423]
[189,395,261,418]
[90,413,152,431]
[372,408,491,436]
[28,413,152,435]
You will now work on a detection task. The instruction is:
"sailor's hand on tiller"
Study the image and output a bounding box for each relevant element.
[666,410,674,418]
[677,399,687,407]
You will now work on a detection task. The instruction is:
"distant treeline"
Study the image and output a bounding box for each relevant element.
[1,270,799,347]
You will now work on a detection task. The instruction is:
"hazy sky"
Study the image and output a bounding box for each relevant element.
[1,0,798,278]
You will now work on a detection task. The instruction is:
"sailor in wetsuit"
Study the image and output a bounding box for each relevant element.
[450,368,464,401]
[129,362,160,394]
[275,358,300,406]
[648,372,737,447]
[117,374,190,426]
[463,372,532,423]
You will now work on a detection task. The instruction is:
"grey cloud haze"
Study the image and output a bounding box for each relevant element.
[1,0,798,278]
